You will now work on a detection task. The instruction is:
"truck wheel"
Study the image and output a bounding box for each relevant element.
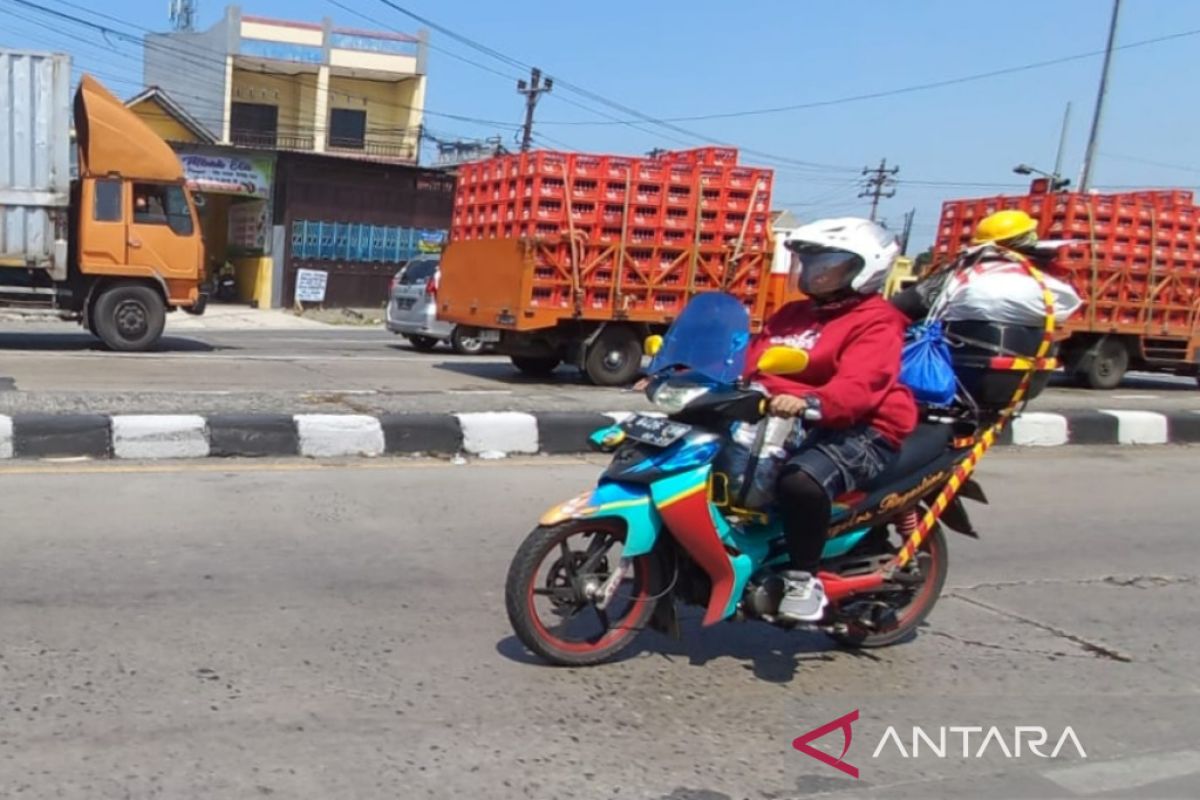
[584,326,642,386]
[1077,338,1129,390]
[406,335,439,352]
[93,285,166,352]
[511,355,560,377]
[450,326,486,356]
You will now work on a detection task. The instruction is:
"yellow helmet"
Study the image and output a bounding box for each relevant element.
[972,209,1037,245]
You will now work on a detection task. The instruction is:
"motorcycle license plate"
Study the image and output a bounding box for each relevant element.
[621,415,691,447]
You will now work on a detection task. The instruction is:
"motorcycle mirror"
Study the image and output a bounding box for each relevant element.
[643,335,664,357]
[756,346,809,375]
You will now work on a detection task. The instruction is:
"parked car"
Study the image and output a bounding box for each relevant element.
[385,256,494,354]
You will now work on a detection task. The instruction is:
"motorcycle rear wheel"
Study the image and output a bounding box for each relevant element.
[505,519,659,667]
[827,521,948,649]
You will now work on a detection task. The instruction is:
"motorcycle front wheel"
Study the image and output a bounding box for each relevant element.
[505,519,660,667]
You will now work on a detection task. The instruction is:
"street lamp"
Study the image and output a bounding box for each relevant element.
[1013,163,1071,191]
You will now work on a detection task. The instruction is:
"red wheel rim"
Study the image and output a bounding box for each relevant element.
[525,527,652,655]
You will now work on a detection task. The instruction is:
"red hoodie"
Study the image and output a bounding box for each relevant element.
[744,295,917,447]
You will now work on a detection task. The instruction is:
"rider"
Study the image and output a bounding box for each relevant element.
[744,218,917,622]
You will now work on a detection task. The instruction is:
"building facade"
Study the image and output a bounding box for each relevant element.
[133,6,454,310]
[144,4,428,163]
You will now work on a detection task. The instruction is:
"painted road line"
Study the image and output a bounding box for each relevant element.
[1100,409,1170,445]
[1010,412,1069,446]
[1042,749,1200,795]
[111,415,209,459]
[295,414,386,458]
[457,412,538,457]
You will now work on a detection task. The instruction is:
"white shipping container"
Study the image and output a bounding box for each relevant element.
[0,50,72,272]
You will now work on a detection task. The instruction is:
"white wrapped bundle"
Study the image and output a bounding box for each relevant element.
[938,266,1082,326]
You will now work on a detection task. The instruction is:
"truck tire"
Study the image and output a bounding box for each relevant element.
[450,326,486,356]
[92,284,166,352]
[511,355,560,377]
[1076,337,1129,390]
[406,334,440,352]
[584,326,642,386]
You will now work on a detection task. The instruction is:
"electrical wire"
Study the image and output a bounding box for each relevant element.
[2,0,518,133]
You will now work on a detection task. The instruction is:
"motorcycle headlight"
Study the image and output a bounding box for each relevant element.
[651,382,711,413]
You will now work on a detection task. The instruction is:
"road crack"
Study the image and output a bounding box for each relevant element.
[945,592,1134,662]
[949,574,1194,591]
[927,629,1089,659]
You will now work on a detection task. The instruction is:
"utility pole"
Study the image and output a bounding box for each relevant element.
[1053,101,1072,185]
[1079,0,1122,192]
[860,158,898,221]
[516,67,553,152]
[899,208,916,255]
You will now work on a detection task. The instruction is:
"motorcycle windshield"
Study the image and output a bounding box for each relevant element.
[648,292,751,384]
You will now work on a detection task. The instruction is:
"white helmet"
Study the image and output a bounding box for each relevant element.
[785,217,900,299]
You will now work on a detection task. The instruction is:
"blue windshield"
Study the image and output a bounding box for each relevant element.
[647,293,751,384]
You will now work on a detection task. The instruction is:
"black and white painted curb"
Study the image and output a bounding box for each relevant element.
[0,410,1196,461]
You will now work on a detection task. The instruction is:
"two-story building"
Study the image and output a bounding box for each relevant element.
[131,5,454,309]
[145,4,428,161]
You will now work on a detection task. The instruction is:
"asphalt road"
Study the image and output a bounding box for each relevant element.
[0,322,1197,416]
[1,449,1197,799]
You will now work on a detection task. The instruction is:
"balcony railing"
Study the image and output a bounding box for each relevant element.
[229,129,416,162]
[327,139,417,162]
[230,129,316,152]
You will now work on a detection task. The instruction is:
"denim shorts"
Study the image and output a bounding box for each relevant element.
[783,425,899,499]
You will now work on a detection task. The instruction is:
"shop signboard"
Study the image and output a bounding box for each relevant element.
[181,152,274,198]
[295,268,329,303]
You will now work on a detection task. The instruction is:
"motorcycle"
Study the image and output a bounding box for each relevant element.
[504,292,992,667]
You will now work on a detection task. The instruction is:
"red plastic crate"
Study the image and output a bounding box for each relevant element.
[665,185,693,207]
[636,161,666,182]
[570,201,598,225]
[520,151,568,178]
[571,178,599,200]
[632,205,661,226]
[667,165,695,186]
[600,204,626,226]
[604,157,636,179]
[634,182,663,205]
[604,181,629,202]
[571,154,603,178]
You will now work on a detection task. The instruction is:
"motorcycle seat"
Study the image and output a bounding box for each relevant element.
[862,422,954,491]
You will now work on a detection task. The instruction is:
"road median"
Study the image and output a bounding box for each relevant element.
[0,410,1196,460]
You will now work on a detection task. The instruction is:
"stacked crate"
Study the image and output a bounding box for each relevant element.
[451,148,772,249]
[449,148,774,319]
[932,183,1200,336]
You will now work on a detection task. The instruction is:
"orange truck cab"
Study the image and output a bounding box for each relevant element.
[1,53,205,351]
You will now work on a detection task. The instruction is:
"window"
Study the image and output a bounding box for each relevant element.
[94,180,122,222]
[133,184,194,236]
[398,258,438,285]
[329,108,366,150]
[231,102,279,148]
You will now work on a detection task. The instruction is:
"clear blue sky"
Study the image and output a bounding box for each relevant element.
[3,0,1199,248]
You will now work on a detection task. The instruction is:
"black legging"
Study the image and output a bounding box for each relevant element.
[776,466,832,573]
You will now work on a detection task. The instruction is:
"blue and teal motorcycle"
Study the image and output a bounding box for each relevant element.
[505,292,986,667]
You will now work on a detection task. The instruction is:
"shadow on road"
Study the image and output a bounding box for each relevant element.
[495,616,914,683]
[434,360,589,387]
[1047,371,1197,392]
[0,333,220,353]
